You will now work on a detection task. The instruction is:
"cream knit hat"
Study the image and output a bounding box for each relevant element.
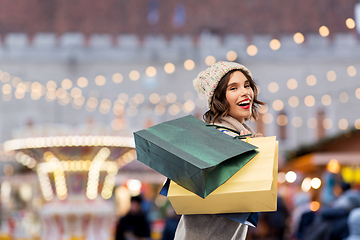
[193,61,252,108]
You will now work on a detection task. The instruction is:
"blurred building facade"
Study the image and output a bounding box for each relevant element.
[0,0,359,163]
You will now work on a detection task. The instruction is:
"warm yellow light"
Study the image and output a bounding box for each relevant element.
[164,63,175,74]
[277,115,288,126]
[166,93,177,103]
[327,159,340,174]
[149,93,160,104]
[355,119,360,130]
[301,177,312,192]
[71,87,82,98]
[205,55,216,66]
[327,70,336,81]
[95,75,106,86]
[87,97,99,108]
[146,66,157,77]
[129,70,140,81]
[272,99,284,111]
[56,88,67,99]
[278,172,286,184]
[321,94,332,106]
[262,113,273,124]
[46,80,57,91]
[168,104,180,116]
[3,164,14,176]
[269,39,281,50]
[184,59,195,70]
[111,119,123,131]
[293,32,305,44]
[292,116,303,128]
[112,73,123,83]
[226,51,237,61]
[311,178,321,189]
[183,100,195,113]
[287,78,298,90]
[347,66,357,77]
[307,118,317,129]
[154,104,166,116]
[268,82,279,93]
[258,104,268,114]
[77,77,88,88]
[319,26,330,37]
[286,171,297,183]
[306,75,317,86]
[2,84,12,94]
[304,95,315,107]
[288,96,299,108]
[247,45,258,56]
[346,18,356,29]
[118,93,129,103]
[339,118,348,130]
[61,79,72,90]
[0,72,10,83]
[310,201,320,212]
[134,93,145,104]
[12,77,22,87]
[323,118,333,130]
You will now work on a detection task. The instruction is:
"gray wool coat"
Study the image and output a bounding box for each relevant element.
[174,115,255,240]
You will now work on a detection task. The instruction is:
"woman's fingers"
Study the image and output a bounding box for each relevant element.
[253,133,263,138]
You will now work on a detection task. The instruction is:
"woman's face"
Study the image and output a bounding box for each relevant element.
[225,71,254,123]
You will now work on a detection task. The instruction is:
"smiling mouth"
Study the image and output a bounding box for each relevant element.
[237,99,251,109]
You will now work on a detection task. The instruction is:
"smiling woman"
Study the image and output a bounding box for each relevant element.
[174,61,266,240]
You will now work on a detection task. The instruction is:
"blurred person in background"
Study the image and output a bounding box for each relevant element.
[116,195,151,240]
[161,206,181,240]
[260,196,289,240]
[345,207,360,240]
[290,192,311,239]
[302,189,360,240]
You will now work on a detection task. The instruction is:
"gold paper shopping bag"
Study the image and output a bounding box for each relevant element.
[166,136,278,214]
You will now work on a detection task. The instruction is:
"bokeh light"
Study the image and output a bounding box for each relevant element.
[164,63,175,74]
[146,66,157,77]
[293,32,305,44]
[327,70,336,81]
[287,79,298,90]
[307,118,317,129]
[288,96,299,108]
[346,18,356,29]
[292,116,303,128]
[272,99,284,111]
[112,73,123,83]
[129,70,140,81]
[319,26,330,37]
[304,95,315,107]
[269,39,281,50]
[226,51,237,61]
[347,66,357,77]
[286,171,297,183]
[205,55,216,66]
[306,75,317,86]
[184,59,195,70]
[268,82,279,93]
[247,45,258,56]
[95,75,106,86]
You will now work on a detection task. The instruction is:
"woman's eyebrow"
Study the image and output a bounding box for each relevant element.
[227,82,238,87]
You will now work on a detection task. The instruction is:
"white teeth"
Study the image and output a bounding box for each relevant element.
[238,100,250,105]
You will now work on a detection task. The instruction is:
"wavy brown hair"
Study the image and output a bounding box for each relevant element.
[203,69,265,124]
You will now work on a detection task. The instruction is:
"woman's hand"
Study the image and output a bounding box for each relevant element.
[253,132,263,138]
[240,130,252,136]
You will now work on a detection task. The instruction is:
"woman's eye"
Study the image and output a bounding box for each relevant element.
[230,87,237,90]
[245,85,250,88]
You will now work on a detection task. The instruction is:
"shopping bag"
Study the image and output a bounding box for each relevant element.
[134,115,258,198]
[164,136,278,214]
[160,178,259,227]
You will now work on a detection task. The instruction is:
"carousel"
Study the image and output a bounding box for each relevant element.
[2,124,136,240]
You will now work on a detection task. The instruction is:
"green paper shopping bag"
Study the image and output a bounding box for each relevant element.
[134,115,258,198]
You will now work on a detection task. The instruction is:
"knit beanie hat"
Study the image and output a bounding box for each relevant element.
[193,61,253,108]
